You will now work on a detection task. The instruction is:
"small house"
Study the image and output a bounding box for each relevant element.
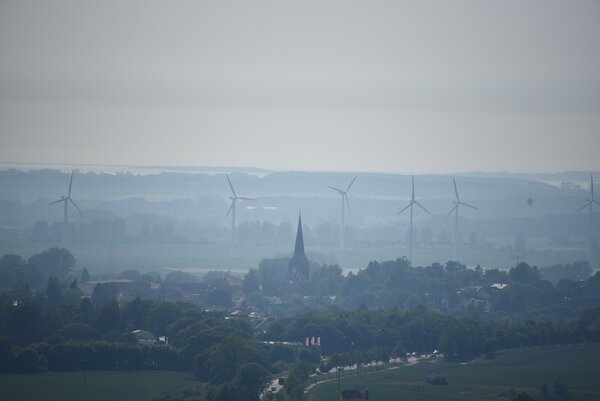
[132,329,156,345]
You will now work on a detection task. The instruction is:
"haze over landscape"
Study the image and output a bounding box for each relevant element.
[1,1,600,173]
[1,2,600,401]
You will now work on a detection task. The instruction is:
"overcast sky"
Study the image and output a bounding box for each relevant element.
[1,0,599,173]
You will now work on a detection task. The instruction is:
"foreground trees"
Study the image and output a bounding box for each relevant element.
[2,281,600,401]
[2,248,600,401]
[262,304,600,362]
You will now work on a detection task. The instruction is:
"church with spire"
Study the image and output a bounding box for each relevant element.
[280,213,310,298]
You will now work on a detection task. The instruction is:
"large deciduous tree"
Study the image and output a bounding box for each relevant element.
[28,248,75,279]
[91,283,118,307]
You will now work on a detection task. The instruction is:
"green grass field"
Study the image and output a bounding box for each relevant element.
[308,344,600,401]
[0,237,587,276]
[0,370,196,401]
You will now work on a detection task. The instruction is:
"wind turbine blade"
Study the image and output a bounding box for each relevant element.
[345,194,351,213]
[328,186,345,195]
[68,171,74,197]
[397,203,411,215]
[445,205,457,218]
[226,175,237,197]
[346,175,358,192]
[592,174,595,200]
[460,202,479,211]
[453,178,459,202]
[593,200,600,206]
[237,197,255,201]
[576,201,591,214]
[224,203,234,219]
[69,198,82,214]
[414,201,431,215]
[48,199,65,205]
[411,175,415,201]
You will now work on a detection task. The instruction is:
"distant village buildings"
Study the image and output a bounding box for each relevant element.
[80,275,243,310]
[80,215,313,309]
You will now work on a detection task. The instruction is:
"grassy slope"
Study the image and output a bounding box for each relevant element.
[308,344,600,401]
[0,370,196,401]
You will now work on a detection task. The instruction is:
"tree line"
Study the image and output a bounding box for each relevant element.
[245,257,599,320]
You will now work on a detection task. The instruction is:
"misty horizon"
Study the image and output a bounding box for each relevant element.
[1,1,600,173]
[1,161,600,178]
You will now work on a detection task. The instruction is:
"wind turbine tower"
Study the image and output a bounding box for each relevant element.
[328,175,358,248]
[576,174,599,261]
[397,175,430,263]
[446,178,479,261]
[224,175,255,250]
[48,171,82,241]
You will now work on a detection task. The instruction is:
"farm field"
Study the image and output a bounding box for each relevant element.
[0,370,196,401]
[0,237,587,276]
[308,344,600,401]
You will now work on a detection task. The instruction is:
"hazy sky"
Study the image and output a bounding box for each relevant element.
[1,0,599,173]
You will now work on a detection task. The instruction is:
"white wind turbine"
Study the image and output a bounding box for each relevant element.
[224,174,255,249]
[446,178,479,261]
[576,174,599,260]
[48,171,82,241]
[397,175,430,263]
[328,175,358,248]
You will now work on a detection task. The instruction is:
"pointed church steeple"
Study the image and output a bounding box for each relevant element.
[280,211,310,298]
[294,212,305,256]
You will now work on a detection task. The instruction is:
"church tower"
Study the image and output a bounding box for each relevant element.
[280,213,310,296]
